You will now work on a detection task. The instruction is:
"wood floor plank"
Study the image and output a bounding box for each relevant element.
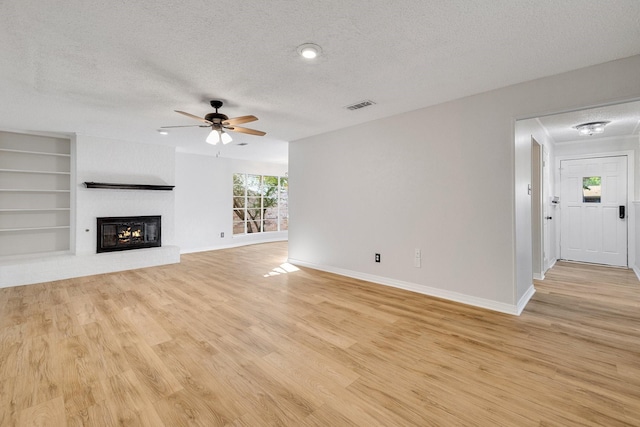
[15,334,61,410]
[0,324,28,379]
[0,376,20,426]
[57,334,105,415]
[52,303,83,339]
[99,369,166,427]
[121,304,172,346]
[115,330,183,402]
[82,321,131,379]
[17,395,66,427]
[1,245,640,425]
[153,337,244,421]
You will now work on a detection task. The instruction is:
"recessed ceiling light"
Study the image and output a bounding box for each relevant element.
[157,129,168,135]
[297,43,322,60]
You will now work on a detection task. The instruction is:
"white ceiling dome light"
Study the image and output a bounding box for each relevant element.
[297,43,322,60]
[574,121,610,136]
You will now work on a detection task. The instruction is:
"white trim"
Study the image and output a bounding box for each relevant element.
[288,258,523,316]
[633,265,640,282]
[533,273,545,280]
[546,258,557,271]
[180,234,287,254]
[516,284,536,315]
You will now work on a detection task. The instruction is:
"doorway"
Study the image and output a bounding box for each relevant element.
[559,155,628,267]
[531,138,544,279]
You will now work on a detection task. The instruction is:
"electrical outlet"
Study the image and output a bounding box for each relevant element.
[414,248,421,268]
[375,253,381,263]
[220,232,224,238]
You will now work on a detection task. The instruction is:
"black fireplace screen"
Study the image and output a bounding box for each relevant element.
[97,216,161,253]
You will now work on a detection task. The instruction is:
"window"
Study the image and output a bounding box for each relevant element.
[233,173,288,235]
[582,176,601,203]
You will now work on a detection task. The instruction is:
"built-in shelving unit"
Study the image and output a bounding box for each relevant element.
[0,131,71,257]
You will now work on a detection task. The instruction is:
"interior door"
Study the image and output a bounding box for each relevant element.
[560,156,627,267]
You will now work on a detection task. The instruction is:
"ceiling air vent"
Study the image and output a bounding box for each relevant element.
[345,100,376,111]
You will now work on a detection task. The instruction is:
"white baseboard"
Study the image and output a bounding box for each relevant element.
[533,273,545,281]
[288,259,523,316]
[180,234,288,254]
[545,258,557,271]
[516,284,536,315]
[633,265,640,282]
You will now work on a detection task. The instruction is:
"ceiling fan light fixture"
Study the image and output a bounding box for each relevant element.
[221,131,233,145]
[575,121,610,136]
[206,130,221,145]
[167,100,264,144]
[297,43,321,59]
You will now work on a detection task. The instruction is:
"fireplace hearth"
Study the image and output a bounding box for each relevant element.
[97,216,161,253]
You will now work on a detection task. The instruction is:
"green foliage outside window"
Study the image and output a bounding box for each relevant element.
[583,176,601,189]
[233,174,288,234]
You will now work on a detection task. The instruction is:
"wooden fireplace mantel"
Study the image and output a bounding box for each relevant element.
[84,182,175,191]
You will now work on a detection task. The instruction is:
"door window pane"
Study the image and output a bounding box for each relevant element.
[583,176,601,203]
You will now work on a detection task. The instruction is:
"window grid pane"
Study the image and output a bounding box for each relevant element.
[232,173,288,235]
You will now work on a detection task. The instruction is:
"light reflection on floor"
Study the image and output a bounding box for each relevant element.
[264,262,299,277]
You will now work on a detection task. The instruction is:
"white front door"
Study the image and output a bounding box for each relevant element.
[560,156,627,267]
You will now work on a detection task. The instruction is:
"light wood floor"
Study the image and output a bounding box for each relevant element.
[1,243,640,426]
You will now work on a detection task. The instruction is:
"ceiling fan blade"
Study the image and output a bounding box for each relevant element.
[223,115,258,126]
[161,125,210,128]
[226,126,266,136]
[175,110,213,125]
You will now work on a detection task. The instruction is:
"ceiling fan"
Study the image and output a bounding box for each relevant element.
[162,100,266,145]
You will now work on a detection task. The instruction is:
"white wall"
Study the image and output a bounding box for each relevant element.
[289,55,640,315]
[175,152,288,253]
[75,135,176,253]
[0,135,180,288]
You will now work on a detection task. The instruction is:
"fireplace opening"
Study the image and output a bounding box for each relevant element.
[97,216,161,253]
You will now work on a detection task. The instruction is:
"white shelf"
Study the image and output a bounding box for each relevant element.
[0,189,70,193]
[0,148,70,157]
[0,226,70,232]
[0,131,71,256]
[0,208,70,212]
[0,168,71,175]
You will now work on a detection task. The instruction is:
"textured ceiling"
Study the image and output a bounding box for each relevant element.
[1,1,640,163]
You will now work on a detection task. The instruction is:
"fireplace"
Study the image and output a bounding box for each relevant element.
[97,216,161,253]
